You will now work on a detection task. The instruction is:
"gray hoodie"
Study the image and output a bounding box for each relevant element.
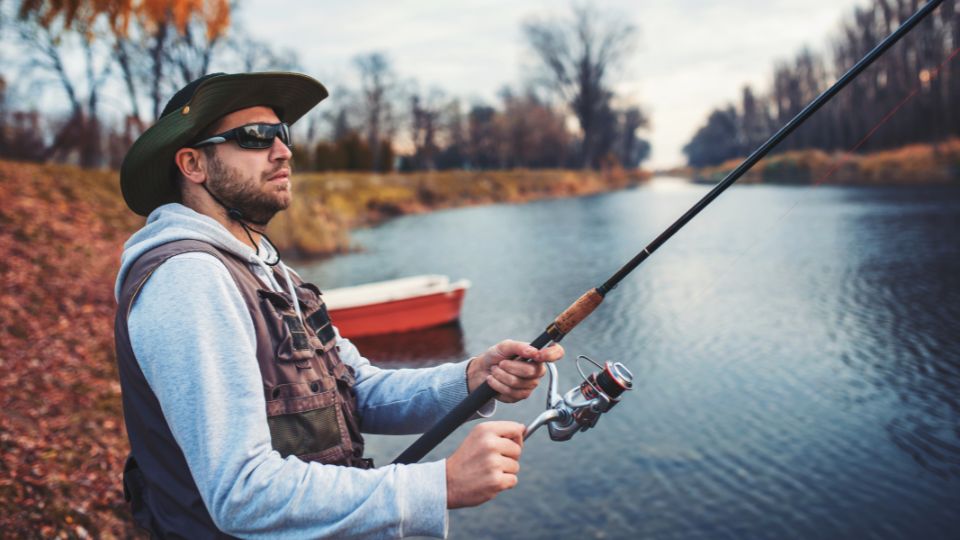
[116,203,489,539]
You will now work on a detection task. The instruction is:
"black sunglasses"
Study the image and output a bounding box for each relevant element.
[191,122,293,150]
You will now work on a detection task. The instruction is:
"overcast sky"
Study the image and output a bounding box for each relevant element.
[241,0,870,168]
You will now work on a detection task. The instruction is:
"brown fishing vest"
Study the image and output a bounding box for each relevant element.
[115,239,370,537]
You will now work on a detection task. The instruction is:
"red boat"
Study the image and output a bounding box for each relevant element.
[324,275,470,338]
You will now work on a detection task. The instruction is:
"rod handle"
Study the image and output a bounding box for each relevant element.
[549,288,604,337]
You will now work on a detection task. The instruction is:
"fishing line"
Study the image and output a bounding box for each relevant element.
[640,44,960,354]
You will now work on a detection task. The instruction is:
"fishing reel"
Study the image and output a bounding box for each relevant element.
[524,355,634,441]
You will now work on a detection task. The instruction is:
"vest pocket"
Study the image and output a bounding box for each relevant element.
[267,405,341,458]
[265,380,353,461]
[258,289,315,365]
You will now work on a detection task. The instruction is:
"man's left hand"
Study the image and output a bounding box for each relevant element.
[467,340,564,403]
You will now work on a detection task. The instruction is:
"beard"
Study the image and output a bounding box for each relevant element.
[206,154,291,225]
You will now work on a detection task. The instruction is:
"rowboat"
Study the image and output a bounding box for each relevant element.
[324,275,470,337]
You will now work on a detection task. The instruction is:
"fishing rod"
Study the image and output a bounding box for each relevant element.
[393,0,945,465]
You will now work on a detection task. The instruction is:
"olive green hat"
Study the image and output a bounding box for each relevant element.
[120,71,328,216]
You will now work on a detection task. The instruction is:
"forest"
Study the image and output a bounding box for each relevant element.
[684,0,959,168]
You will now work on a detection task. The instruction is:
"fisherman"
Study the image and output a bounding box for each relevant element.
[113,71,563,538]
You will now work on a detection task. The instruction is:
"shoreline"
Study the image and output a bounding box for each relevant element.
[676,139,960,186]
[267,167,652,259]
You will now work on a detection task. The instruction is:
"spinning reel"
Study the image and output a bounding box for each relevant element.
[525,355,634,441]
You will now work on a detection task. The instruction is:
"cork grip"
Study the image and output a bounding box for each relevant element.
[553,288,604,335]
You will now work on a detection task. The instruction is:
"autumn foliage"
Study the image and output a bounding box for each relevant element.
[18,0,230,38]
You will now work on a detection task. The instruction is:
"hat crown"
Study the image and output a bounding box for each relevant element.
[159,73,227,120]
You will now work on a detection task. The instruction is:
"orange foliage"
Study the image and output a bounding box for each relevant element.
[19,0,232,39]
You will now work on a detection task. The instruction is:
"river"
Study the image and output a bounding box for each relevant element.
[297,177,960,539]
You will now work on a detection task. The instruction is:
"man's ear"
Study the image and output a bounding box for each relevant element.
[174,147,208,186]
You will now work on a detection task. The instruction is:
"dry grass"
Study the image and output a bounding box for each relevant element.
[269,167,650,257]
[693,139,960,185]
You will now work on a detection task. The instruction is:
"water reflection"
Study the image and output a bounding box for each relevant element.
[832,191,960,479]
[341,322,466,367]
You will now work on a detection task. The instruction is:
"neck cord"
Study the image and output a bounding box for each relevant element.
[201,183,281,266]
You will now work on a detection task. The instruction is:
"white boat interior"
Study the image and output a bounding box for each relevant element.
[322,275,471,310]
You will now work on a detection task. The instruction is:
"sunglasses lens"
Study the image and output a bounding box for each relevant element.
[237,123,292,149]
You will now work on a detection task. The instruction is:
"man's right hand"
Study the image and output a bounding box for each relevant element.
[445,421,524,509]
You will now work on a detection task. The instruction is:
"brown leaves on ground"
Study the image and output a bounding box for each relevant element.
[0,160,144,538]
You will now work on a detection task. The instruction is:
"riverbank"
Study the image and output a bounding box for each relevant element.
[0,159,647,536]
[269,167,650,258]
[689,138,960,185]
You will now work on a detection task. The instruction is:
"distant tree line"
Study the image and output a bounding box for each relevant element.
[0,1,650,172]
[296,5,650,172]
[684,0,959,167]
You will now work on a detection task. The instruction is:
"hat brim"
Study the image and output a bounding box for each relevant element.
[120,72,328,217]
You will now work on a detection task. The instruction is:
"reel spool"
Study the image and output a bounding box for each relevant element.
[525,355,634,442]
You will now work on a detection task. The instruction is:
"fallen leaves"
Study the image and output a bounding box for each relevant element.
[0,160,144,537]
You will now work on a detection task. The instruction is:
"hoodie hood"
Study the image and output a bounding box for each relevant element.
[115,203,283,301]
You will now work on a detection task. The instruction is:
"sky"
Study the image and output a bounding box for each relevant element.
[238,0,869,169]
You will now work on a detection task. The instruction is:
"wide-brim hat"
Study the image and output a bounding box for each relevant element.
[120,72,328,216]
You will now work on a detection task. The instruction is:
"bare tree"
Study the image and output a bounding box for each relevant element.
[467,104,498,169]
[15,9,112,166]
[91,1,233,126]
[498,87,572,168]
[616,105,650,168]
[354,52,398,171]
[523,4,637,168]
[409,87,446,170]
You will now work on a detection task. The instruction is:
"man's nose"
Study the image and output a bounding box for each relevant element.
[270,135,293,160]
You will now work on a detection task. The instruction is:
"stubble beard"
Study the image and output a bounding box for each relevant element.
[206,153,292,224]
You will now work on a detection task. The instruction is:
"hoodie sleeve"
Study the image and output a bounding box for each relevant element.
[334,335,495,435]
[128,253,448,539]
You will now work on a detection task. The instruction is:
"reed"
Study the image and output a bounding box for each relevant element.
[693,139,960,186]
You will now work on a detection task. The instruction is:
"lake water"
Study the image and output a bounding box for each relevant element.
[297,177,960,539]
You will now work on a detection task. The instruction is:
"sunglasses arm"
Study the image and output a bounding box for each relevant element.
[190,135,229,149]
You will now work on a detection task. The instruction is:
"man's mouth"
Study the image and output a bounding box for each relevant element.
[267,169,291,182]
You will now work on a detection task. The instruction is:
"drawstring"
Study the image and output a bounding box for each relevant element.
[252,256,284,293]
[279,264,304,322]
[238,221,281,267]
[248,241,304,324]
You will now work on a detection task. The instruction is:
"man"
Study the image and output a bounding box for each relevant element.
[114,72,563,538]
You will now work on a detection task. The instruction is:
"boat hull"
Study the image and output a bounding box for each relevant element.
[328,287,467,338]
